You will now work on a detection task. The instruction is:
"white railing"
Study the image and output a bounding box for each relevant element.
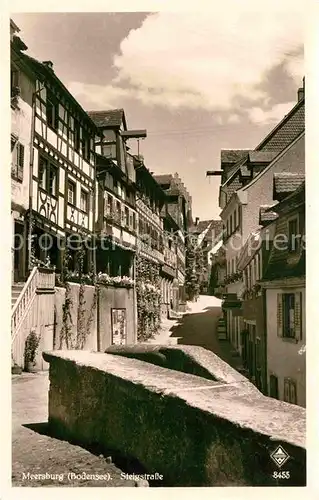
[11,266,55,367]
[12,266,38,340]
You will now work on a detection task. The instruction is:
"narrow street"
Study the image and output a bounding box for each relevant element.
[169,295,245,372]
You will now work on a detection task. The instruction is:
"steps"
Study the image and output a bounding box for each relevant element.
[217,317,227,340]
[11,282,25,309]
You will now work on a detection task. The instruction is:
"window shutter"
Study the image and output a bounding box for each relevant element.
[277,293,283,337]
[294,292,302,341]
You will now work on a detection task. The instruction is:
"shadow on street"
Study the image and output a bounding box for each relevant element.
[169,305,244,372]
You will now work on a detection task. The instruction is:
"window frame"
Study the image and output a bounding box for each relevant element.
[38,155,59,198]
[287,215,300,254]
[67,179,76,206]
[80,188,89,213]
[284,378,297,405]
[11,139,24,182]
[282,293,295,338]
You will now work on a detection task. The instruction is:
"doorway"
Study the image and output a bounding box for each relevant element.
[13,221,25,283]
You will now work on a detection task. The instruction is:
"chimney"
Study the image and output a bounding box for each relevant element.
[195,217,199,226]
[43,60,54,70]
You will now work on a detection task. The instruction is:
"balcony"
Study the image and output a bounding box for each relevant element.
[138,239,164,263]
[136,198,162,228]
[164,248,177,269]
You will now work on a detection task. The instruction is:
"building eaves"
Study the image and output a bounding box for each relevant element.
[259,205,278,225]
[248,151,278,163]
[21,53,101,135]
[153,174,173,187]
[242,131,305,192]
[221,149,251,164]
[273,173,305,200]
[87,109,126,130]
[255,98,305,152]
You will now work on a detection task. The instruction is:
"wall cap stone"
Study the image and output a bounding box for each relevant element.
[43,350,306,450]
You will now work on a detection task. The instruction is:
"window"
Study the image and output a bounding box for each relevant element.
[234,210,237,229]
[282,293,295,338]
[133,212,137,231]
[116,201,121,220]
[284,378,297,405]
[125,207,129,227]
[11,68,20,98]
[48,165,58,195]
[74,120,81,152]
[106,194,113,215]
[288,217,299,253]
[230,214,233,234]
[38,156,58,196]
[39,157,47,190]
[67,180,76,205]
[81,131,90,161]
[11,140,24,181]
[46,92,58,131]
[277,292,302,340]
[80,189,89,213]
[102,143,117,159]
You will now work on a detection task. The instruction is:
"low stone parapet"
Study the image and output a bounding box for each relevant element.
[43,350,306,487]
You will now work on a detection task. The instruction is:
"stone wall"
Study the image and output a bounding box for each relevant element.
[44,349,306,487]
[54,283,135,354]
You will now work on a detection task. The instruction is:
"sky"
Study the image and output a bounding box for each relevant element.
[12,6,304,221]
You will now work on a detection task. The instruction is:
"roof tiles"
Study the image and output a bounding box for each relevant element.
[87,109,124,128]
[273,173,305,198]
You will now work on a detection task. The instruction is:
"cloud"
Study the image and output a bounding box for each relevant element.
[68,3,304,117]
[112,3,303,111]
[247,101,297,125]
[67,82,132,110]
[227,114,241,124]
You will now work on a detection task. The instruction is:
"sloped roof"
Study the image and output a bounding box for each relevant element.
[87,109,125,129]
[190,219,223,236]
[20,53,100,133]
[222,99,305,189]
[272,181,305,213]
[259,205,278,225]
[153,174,173,187]
[248,151,278,163]
[256,99,305,152]
[221,150,251,164]
[273,173,305,200]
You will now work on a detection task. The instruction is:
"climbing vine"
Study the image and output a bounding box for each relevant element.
[58,234,98,350]
[185,235,204,301]
[136,256,161,341]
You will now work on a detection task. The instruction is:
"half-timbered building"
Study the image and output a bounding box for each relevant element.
[88,109,139,278]
[19,54,100,275]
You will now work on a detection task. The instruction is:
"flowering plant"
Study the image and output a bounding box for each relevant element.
[97,273,134,287]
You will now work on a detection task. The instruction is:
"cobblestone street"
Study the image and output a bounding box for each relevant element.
[12,372,138,487]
